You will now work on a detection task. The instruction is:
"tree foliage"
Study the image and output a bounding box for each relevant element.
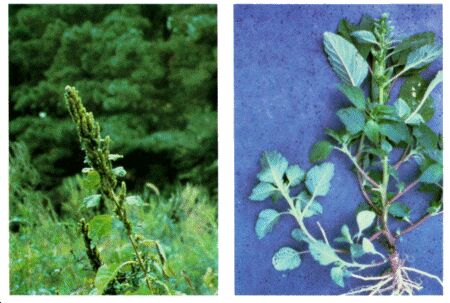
[9,4,217,194]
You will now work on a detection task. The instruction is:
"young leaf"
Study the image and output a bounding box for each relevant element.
[336,107,366,134]
[362,238,379,255]
[112,166,127,177]
[351,30,377,44]
[83,194,102,208]
[257,151,289,185]
[323,32,369,87]
[309,141,333,163]
[364,120,379,144]
[356,210,376,234]
[341,224,353,244]
[404,44,442,71]
[249,182,277,201]
[331,266,347,287]
[388,202,411,222]
[125,195,144,206]
[286,165,305,187]
[309,240,340,266]
[108,154,123,161]
[255,209,280,239]
[419,163,443,184]
[338,84,366,109]
[272,247,301,271]
[305,163,335,197]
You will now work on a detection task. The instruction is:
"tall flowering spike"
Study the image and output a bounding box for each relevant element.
[64,85,117,192]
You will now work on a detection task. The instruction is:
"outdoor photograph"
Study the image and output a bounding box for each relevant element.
[235,4,443,295]
[9,4,217,295]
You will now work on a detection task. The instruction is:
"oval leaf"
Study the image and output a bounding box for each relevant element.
[305,162,334,197]
[323,32,369,87]
[356,210,376,234]
[309,141,333,163]
[255,209,280,239]
[272,247,301,271]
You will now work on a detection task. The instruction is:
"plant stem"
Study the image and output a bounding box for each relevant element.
[398,212,442,237]
[387,178,420,205]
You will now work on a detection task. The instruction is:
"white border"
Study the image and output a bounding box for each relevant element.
[1,0,448,302]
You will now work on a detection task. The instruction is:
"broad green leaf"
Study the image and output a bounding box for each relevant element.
[404,44,442,71]
[257,151,289,185]
[295,191,323,218]
[95,263,119,294]
[272,247,301,271]
[338,84,366,109]
[336,107,365,134]
[362,238,378,255]
[351,30,377,44]
[286,165,305,187]
[125,195,144,206]
[405,71,442,124]
[249,182,277,201]
[82,170,101,190]
[112,166,126,177]
[291,228,309,243]
[399,76,435,122]
[388,202,411,222]
[379,122,411,144]
[305,163,334,197]
[309,240,340,266]
[88,215,113,243]
[413,124,438,150]
[420,163,443,184]
[392,32,435,65]
[255,209,280,239]
[83,194,101,208]
[364,120,379,144]
[331,267,346,287]
[356,210,376,234]
[323,32,369,87]
[309,141,333,163]
[394,98,411,119]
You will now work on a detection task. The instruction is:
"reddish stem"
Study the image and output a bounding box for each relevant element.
[387,179,420,205]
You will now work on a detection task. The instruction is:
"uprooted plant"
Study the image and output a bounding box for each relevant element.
[65,86,171,295]
[249,14,442,295]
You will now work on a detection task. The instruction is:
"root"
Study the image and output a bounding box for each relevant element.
[343,262,441,295]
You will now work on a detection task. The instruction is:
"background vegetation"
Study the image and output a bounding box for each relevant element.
[9,4,217,295]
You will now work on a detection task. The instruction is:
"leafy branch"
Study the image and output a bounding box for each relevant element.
[250,13,443,295]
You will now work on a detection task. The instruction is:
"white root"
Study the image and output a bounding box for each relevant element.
[343,263,441,295]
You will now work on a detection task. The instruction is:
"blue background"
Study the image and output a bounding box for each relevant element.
[234,4,442,295]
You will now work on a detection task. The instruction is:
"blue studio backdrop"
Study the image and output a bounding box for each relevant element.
[234,4,442,295]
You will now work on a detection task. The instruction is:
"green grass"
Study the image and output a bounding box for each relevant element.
[9,143,217,295]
